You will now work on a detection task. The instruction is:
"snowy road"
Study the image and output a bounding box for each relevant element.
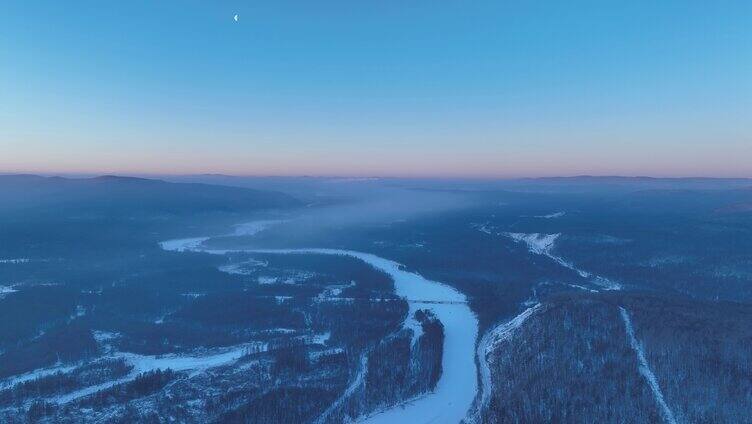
[470,303,542,422]
[314,353,369,424]
[619,307,677,424]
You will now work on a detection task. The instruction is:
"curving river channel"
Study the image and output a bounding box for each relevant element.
[163,233,479,423]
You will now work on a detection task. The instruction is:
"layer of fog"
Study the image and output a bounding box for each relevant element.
[191,180,483,250]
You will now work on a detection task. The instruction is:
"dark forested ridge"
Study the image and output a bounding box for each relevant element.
[0,174,301,217]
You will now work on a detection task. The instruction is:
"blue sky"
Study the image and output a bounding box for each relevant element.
[1,0,750,177]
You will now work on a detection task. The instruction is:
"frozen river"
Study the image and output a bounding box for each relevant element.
[162,231,480,423]
[252,250,479,424]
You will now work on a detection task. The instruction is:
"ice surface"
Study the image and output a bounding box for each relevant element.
[248,249,479,424]
[159,225,480,422]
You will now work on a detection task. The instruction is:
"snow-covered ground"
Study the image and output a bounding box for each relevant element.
[31,327,331,404]
[475,223,493,235]
[232,220,285,236]
[251,271,316,285]
[503,232,561,255]
[619,307,677,424]
[503,232,587,276]
[160,219,284,253]
[240,249,478,424]
[309,347,345,362]
[0,285,17,298]
[498,231,622,290]
[68,304,86,321]
[0,363,80,390]
[217,258,268,275]
[470,304,543,422]
[566,283,599,293]
[314,353,369,424]
[534,211,565,219]
[257,276,278,285]
[159,222,480,422]
[591,275,622,291]
[0,258,30,264]
[0,339,266,403]
[159,237,210,252]
[50,342,267,404]
[92,331,120,345]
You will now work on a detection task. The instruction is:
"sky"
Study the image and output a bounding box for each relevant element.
[1,0,750,178]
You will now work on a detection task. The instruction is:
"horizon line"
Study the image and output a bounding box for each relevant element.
[1,171,751,181]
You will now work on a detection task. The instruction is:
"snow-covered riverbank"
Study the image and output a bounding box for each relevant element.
[216,249,479,424]
[160,221,481,422]
[470,303,543,422]
[51,343,264,404]
[0,342,265,404]
[164,227,481,423]
[159,220,284,253]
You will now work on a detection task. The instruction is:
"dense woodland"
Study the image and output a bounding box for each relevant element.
[1,175,751,422]
[621,294,752,423]
[483,297,662,423]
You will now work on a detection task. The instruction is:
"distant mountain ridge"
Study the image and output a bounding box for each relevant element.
[520,175,752,183]
[0,174,302,217]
